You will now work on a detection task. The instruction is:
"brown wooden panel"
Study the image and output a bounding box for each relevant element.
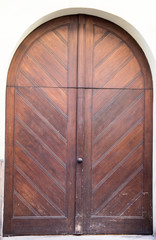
[94,32,122,67]
[16,87,67,139]
[7,16,78,88]
[82,87,152,234]
[83,16,152,89]
[92,144,143,213]
[40,28,68,67]
[93,92,144,163]
[143,90,153,233]
[93,89,143,140]
[13,193,36,217]
[14,169,62,216]
[4,85,77,235]
[14,144,66,215]
[27,41,67,87]
[15,120,66,188]
[3,88,15,234]
[4,14,153,236]
[15,89,67,162]
[87,218,145,234]
[98,171,143,216]
[92,125,144,189]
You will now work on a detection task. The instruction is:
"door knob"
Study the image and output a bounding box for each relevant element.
[77,157,83,163]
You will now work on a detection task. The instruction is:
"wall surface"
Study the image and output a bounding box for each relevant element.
[0,0,156,238]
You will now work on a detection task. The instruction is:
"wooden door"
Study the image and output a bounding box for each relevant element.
[4,15,153,236]
[78,16,153,234]
[4,16,78,235]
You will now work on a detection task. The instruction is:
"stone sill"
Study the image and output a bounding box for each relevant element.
[2,235,155,240]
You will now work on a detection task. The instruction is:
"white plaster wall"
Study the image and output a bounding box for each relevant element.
[0,0,156,237]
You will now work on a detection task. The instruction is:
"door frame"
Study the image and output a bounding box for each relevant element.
[2,7,155,237]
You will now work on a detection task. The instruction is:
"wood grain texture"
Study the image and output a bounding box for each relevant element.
[4,16,77,236]
[81,16,152,234]
[4,15,153,236]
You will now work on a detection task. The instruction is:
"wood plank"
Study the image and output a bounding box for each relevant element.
[19,54,60,87]
[40,28,68,67]
[92,122,144,188]
[103,58,142,89]
[90,16,152,89]
[85,16,93,87]
[16,87,67,139]
[75,15,86,233]
[98,171,143,216]
[94,32,122,67]
[93,94,144,162]
[14,169,62,216]
[92,143,143,213]
[93,25,108,43]
[13,193,37,216]
[94,44,133,88]
[55,25,68,42]
[143,89,153,233]
[15,91,67,162]
[65,88,77,232]
[75,88,85,234]
[7,16,74,87]
[3,87,15,235]
[14,144,66,214]
[88,217,144,234]
[27,41,67,87]
[83,89,93,232]
[121,194,143,216]
[68,15,78,87]
[11,218,69,235]
[93,89,143,140]
[15,113,66,188]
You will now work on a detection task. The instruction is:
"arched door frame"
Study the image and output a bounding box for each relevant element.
[3,8,156,236]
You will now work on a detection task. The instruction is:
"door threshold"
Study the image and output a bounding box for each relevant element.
[2,235,155,240]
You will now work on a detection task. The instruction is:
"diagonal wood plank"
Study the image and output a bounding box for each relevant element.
[15,141,65,192]
[27,41,67,87]
[15,93,67,161]
[94,32,122,67]
[93,96,144,162]
[103,57,141,89]
[16,116,65,167]
[93,93,143,144]
[93,44,133,88]
[54,25,68,44]
[96,171,143,216]
[93,25,108,44]
[16,89,67,143]
[93,166,143,215]
[14,191,40,216]
[19,54,61,87]
[93,90,143,140]
[15,120,66,188]
[120,193,143,216]
[92,143,143,194]
[39,27,68,68]
[40,87,67,115]
[15,144,66,213]
[16,87,67,138]
[14,167,64,216]
[92,141,143,207]
[92,122,144,187]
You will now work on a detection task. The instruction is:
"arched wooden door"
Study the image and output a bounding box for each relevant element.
[4,15,153,236]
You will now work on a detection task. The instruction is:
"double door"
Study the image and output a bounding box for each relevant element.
[4,15,152,235]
